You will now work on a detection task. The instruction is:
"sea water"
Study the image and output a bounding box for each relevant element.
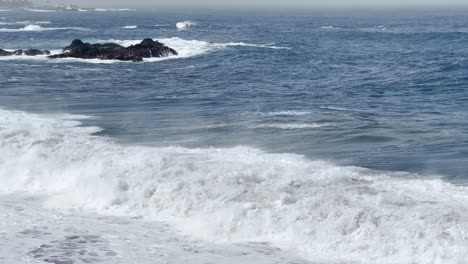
[0,8,467,264]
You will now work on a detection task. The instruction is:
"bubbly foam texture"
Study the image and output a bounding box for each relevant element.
[1,108,467,263]
[0,21,50,25]
[254,123,327,129]
[176,20,195,29]
[0,24,89,32]
[0,37,288,63]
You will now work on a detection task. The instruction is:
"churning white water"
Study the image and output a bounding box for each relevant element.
[1,109,467,263]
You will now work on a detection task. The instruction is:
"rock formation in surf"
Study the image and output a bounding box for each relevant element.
[0,48,50,56]
[48,38,178,62]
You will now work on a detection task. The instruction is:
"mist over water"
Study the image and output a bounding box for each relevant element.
[0,8,467,264]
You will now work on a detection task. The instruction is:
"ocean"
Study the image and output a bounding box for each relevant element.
[0,7,467,264]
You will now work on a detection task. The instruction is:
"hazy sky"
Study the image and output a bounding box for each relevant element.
[45,0,468,8]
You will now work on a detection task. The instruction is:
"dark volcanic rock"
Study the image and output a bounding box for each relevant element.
[0,49,13,56]
[23,49,51,56]
[49,38,178,62]
[1,49,50,56]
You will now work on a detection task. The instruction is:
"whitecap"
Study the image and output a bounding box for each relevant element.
[122,25,137,29]
[320,25,339,29]
[176,20,195,30]
[256,110,312,117]
[1,108,467,263]
[0,24,90,32]
[254,123,327,130]
[24,9,57,12]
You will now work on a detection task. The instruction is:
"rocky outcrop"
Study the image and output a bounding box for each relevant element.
[0,49,12,56]
[48,38,178,62]
[0,49,50,56]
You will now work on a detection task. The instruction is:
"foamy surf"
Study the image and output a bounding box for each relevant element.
[254,123,327,129]
[0,24,90,32]
[0,108,467,263]
[24,9,57,12]
[176,20,196,30]
[122,25,138,29]
[0,37,290,64]
[254,110,312,116]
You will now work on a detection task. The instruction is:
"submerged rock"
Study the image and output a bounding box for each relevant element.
[49,38,178,62]
[0,49,50,56]
[14,49,51,56]
[0,49,12,56]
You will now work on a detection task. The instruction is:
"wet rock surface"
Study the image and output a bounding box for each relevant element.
[48,38,178,62]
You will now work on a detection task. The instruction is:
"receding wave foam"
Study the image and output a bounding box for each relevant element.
[0,24,89,32]
[1,108,467,263]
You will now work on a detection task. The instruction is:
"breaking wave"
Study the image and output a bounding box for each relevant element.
[24,9,57,12]
[176,20,195,30]
[0,24,89,32]
[122,25,137,29]
[0,109,467,263]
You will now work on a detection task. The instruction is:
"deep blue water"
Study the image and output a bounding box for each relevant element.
[1,8,467,181]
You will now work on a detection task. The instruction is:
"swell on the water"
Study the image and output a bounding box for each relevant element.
[0,109,467,263]
[0,24,89,32]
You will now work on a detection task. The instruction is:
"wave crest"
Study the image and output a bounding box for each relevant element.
[176,20,195,30]
[1,109,467,263]
[0,24,89,32]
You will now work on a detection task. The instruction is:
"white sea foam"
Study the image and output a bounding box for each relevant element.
[176,20,195,30]
[218,42,291,50]
[0,49,62,62]
[0,24,89,32]
[0,108,467,263]
[257,110,312,116]
[0,37,288,64]
[320,106,357,111]
[122,25,138,29]
[24,9,57,12]
[0,21,50,25]
[320,25,339,29]
[254,123,327,129]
